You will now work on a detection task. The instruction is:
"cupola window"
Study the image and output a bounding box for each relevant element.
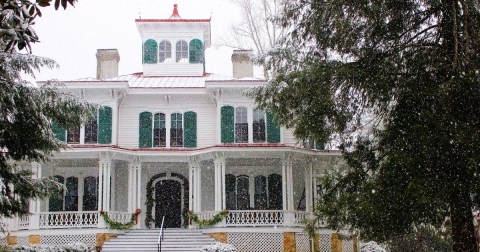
[189,39,204,63]
[159,40,172,63]
[144,39,158,64]
[176,40,188,62]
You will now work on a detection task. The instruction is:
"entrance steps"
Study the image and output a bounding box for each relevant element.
[101,228,217,252]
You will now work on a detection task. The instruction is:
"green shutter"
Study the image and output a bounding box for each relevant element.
[315,141,325,150]
[189,39,204,63]
[51,120,66,142]
[98,106,112,144]
[221,106,235,143]
[184,111,197,147]
[139,112,153,148]
[267,111,281,143]
[143,39,158,64]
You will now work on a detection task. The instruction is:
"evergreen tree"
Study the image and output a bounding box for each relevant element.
[252,1,480,251]
[0,0,94,218]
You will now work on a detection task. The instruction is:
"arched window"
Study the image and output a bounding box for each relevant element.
[144,39,158,64]
[255,175,267,209]
[235,107,248,143]
[253,109,266,142]
[49,175,64,212]
[159,40,172,62]
[268,174,282,210]
[176,40,188,62]
[237,175,250,210]
[189,39,204,63]
[170,113,183,147]
[83,176,97,211]
[65,177,78,211]
[153,113,166,147]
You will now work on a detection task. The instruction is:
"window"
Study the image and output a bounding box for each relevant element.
[221,106,280,144]
[176,40,188,62]
[268,174,282,210]
[254,175,267,209]
[153,113,166,147]
[189,39,204,63]
[144,39,158,64]
[83,176,97,211]
[225,174,236,210]
[225,174,251,210]
[237,175,250,210]
[159,40,172,62]
[65,177,78,211]
[170,113,183,147]
[52,106,112,144]
[67,127,80,144]
[49,176,64,212]
[235,107,248,143]
[139,111,196,148]
[84,113,98,144]
[253,109,266,142]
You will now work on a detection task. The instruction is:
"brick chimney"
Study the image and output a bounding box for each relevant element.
[231,50,253,78]
[96,49,120,80]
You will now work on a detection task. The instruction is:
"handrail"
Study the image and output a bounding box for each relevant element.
[157,216,165,252]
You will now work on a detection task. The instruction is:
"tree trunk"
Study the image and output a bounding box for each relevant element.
[450,186,477,252]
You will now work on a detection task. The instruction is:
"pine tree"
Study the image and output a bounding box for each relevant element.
[252,1,480,251]
[0,0,93,217]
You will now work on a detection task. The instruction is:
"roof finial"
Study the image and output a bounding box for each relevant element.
[169,4,181,19]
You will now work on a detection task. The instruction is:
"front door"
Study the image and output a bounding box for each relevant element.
[155,179,182,228]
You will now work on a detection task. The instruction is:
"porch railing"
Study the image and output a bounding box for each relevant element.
[18,215,30,230]
[39,211,98,229]
[107,211,132,224]
[226,210,284,226]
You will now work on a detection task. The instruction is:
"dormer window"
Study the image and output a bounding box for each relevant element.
[176,40,188,62]
[144,39,158,64]
[159,40,172,63]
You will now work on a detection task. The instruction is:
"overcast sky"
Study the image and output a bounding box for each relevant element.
[30,0,255,82]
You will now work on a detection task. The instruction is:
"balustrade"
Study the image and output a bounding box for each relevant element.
[18,215,30,230]
[106,211,132,224]
[39,211,98,229]
[225,210,284,226]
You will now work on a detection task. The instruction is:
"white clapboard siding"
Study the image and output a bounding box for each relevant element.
[117,93,216,148]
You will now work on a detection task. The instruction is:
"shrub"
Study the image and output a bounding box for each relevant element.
[200,242,236,252]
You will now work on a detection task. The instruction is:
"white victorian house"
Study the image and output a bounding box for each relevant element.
[2,4,356,252]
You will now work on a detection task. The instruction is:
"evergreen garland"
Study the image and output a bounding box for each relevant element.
[145,181,154,228]
[101,211,137,230]
[187,210,229,228]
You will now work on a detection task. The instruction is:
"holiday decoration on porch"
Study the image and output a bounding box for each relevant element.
[100,209,141,230]
[187,210,229,228]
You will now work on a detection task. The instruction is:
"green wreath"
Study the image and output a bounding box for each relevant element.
[187,210,229,228]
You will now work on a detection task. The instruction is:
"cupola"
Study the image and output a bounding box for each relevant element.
[135,4,211,77]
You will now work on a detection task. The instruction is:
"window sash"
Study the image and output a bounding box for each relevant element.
[67,127,80,144]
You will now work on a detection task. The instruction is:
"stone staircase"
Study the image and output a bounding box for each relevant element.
[101,228,217,251]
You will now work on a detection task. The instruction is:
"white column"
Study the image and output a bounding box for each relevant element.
[213,156,225,211]
[99,158,112,211]
[286,160,294,211]
[127,163,133,212]
[78,175,84,211]
[98,163,104,211]
[282,158,287,211]
[196,164,202,212]
[188,158,199,212]
[305,160,313,212]
[29,163,41,230]
[136,162,142,211]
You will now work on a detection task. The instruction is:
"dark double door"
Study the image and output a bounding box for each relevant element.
[155,180,182,228]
